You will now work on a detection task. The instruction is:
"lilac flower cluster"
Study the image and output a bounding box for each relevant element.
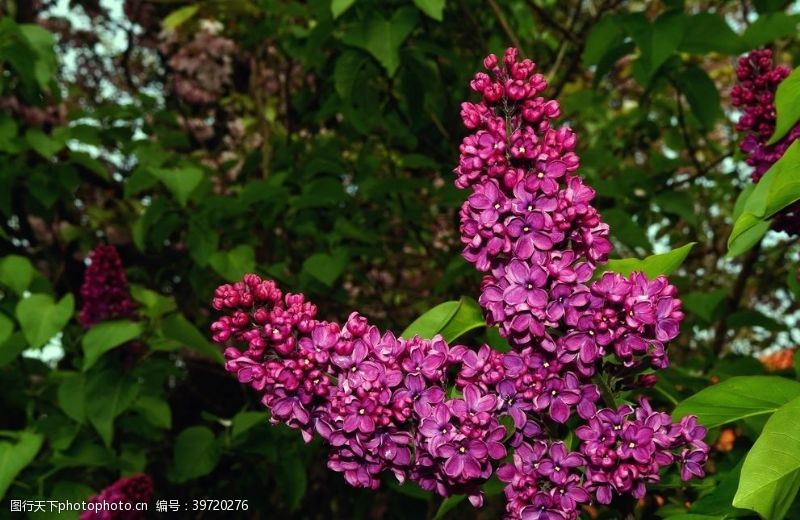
[79,245,136,328]
[211,48,708,519]
[731,49,800,236]
[213,274,506,505]
[80,474,153,520]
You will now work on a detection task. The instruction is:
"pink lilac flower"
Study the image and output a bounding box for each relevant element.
[211,47,708,518]
[80,474,153,520]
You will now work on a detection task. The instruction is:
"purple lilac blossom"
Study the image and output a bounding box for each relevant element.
[211,48,709,519]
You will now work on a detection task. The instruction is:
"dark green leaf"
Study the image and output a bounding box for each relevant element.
[331,0,355,18]
[302,248,349,287]
[678,14,743,54]
[677,66,721,129]
[82,320,144,371]
[682,289,727,323]
[209,245,255,282]
[149,166,203,207]
[86,369,140,446]
[172,426,220,482]
[161,313,224,363]
[133,395,172,429]
[582,15,625,67]
[342,7,418,77]
[743,13,800,48]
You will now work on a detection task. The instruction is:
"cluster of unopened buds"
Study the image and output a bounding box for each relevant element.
[731,49,800,236]
[211,49,708,518]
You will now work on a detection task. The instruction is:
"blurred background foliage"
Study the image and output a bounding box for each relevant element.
[0,0,798,518]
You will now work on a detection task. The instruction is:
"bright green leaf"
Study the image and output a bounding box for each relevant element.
[16,294,74,349]
[82,320,144,371]
[673,376,800,428]
[331,0,355,18]
[0,431,43,499]
[768,65,800,145]
[733,395,800,519]
[402,301,457,339]
[438,297,484,342]
[413,0,445,21]
[0,254,35,294]
[163,5,199,30]
[727,213,771,258]
[172,426,219,482]
[603,243,694,278]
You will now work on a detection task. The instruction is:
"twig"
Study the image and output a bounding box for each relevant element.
[711,241,761,356]
[487,0,523,53]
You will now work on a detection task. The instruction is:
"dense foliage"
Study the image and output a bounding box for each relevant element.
[0,0,799,519]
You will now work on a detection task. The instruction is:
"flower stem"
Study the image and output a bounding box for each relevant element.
[592,374,617,410]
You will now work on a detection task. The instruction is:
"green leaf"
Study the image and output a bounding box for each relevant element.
[187,221,218,267]
[331,0,355,18]
[231,411,266,439]
[413,0,445,21]
[732,184,756,221]
[130,285,177,319]
[149,166,203,207]
[733,395,800,519]
[0,431,43,499]
[727,309,786,332]
[624,11,687,83]
[82,320,144,371]
[172,426,220,482]
[302,249,349,287]
[603,243,694,278]
[57,372,87,424]
[0,332,27,367]
[678,14,742,54]
[86,369,140,446]
[25,128,64,158]
[438,297,484,342]
[690,460,747,517]
[209,245,255,282]
[163,5,200,30]
[133,395,172,429]
[402,297,486,341]
[161,313,224,363]
[682,289,727,323]
[677,66,721,129]
[334,51,369,101]
[18,24,57,88]
[727,213,771,258]
[604,208,651,252]
[16,294,74,349]
[275,455,307,511]
[0,254,35,294]
[673,376,800,428]
[743,13,800,48]
[582,15,625,67]
[0,314,12,345]
[342,7,418,77]
[433,494,466,519]
[768,65,800,145]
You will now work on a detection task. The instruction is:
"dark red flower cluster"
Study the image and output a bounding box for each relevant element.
[79,474,152,520]
[79,245,136,328]
[731,49,800,236]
